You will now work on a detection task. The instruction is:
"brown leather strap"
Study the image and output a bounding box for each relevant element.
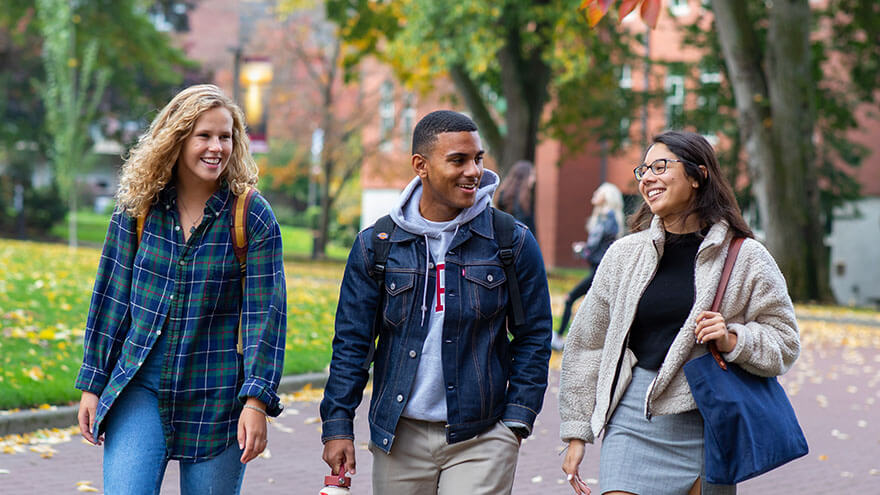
[707,237,744,370]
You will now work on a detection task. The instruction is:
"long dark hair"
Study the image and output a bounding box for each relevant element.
[629,131,753,239]
[495,160,535,215]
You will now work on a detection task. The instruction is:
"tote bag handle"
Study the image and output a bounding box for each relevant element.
[707,237,745,371]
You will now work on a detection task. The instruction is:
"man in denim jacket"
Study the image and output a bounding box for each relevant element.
[320,110,552,494]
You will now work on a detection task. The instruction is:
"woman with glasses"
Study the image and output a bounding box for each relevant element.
[558,131,799,494]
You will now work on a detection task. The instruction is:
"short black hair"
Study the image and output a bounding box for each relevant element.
[411,110,478,156]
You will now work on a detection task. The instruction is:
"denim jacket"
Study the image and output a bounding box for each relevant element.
[320,207,552,453]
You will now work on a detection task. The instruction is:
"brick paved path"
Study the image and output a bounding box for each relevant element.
[2,342,879,494]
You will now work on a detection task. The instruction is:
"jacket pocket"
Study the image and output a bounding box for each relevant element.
[382,272,415,327]
[463,264,507,319]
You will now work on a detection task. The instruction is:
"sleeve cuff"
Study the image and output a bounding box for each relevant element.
[321,417,355,443]
[559,420,594,444]
[74,364,109,394]
[239,377,283,417]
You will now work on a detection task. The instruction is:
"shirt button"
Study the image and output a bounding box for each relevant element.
[175,225,180,231]
[409,350,417,358]
[487,274,493,282]
[179,259,185,265]
[382,438,388,445]
[169,294,175,300]
[396,394,404,402]
[138,361,144,367]
[157,330,162,336]
[165,205,170,210]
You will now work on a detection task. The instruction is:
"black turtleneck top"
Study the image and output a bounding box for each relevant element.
[628,231,703,370]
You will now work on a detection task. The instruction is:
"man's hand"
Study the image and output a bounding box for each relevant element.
[322,438,356,476]
[77,391,101,445]
[238,398,268,463]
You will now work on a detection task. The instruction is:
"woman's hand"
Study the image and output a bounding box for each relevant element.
[562,439,591,494]
[238,398,269,463]
[77,391,102,445]
[695,310,737,353]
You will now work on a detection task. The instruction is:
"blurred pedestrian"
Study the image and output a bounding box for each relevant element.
[495,160,537,233]
[75,84,287,494]
[552,182,624,350]
[320,110,552,494]
[558,131,800,495]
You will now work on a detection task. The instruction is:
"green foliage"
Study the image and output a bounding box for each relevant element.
[324,0,646,166]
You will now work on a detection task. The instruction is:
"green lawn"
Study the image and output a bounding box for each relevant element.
[0,238,344,409]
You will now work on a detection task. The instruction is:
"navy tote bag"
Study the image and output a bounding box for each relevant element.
[684,237,808,485]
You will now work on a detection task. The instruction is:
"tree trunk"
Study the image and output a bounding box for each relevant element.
[711,0,830,301]
[448,20,550,175]
[765,0,830,300]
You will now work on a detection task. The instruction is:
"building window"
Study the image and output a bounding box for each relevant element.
[698,68,722,142]
[670,0,690,17]
[619,117,631,146]
[665,73,685,129]
[400,93,416,151]
[619,64,632,90]
[379,81,394,151]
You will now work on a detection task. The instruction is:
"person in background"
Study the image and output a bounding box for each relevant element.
[552,182,624,350]
[75,84,287,494]
[320,110,552,494]
[558,131,799,495]
[495,160,537,233]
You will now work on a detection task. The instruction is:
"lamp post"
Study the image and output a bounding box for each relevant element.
[239,57,273,153]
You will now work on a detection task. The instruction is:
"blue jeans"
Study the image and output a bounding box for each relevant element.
[103,331,246,494]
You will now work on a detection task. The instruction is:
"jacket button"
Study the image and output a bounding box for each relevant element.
[390,282,396,290]
[409,350,417,358]
[396,394,404,402]
[382,438,388,445]
[428,262,434,269]
[487,274,493,282]
[447,385,455,390]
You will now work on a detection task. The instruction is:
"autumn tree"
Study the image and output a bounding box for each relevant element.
[272,1,385,258]
[324,0,642,174]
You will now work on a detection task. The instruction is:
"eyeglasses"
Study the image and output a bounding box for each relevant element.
[633,158,686,181]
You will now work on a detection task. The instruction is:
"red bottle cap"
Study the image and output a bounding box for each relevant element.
[324,465,351,487]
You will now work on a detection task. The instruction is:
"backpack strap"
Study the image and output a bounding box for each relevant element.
[136,213,146,245]
[363,214,395,369]
[492,208,525,327]
[231,187,257,354]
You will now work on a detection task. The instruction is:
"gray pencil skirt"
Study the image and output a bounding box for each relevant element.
[599,366,735,495]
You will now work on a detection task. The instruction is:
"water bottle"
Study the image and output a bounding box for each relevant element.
[319,465,351,495]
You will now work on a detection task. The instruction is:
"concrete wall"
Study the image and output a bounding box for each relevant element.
[829,197,880,307]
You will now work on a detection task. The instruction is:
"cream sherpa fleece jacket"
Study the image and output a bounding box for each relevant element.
[558,217,800,444]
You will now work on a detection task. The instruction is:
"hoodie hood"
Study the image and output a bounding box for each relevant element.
[390,169,499,236]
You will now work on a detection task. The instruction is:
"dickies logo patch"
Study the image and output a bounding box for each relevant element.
[377,232,389,240]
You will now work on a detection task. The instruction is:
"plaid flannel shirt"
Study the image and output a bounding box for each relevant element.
[75,184,286,460]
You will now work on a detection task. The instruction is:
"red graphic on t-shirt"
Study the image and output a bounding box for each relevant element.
[435,263,445,312]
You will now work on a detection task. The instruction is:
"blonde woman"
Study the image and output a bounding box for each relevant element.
[75,84,286,494]
[552,182,624,350]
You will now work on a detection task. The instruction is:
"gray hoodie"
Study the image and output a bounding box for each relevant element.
[390,169,499,422]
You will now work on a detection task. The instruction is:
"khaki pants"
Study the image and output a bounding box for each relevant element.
[370,418,520,495]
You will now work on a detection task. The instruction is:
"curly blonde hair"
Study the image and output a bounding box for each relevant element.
[116,84,259,218]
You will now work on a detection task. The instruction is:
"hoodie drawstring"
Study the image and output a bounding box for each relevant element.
[420,234,430,326]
